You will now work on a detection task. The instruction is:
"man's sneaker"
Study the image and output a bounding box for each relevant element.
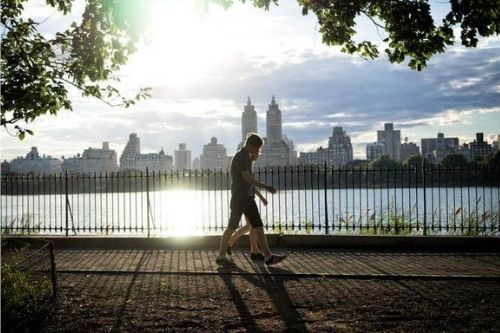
[216,255,234,267]
[265,254,288,266]
[250,252,265,261]
[226,246,232,256]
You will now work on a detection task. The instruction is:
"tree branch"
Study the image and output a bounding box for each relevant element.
[58,78,124,108]
[360,10,386,40]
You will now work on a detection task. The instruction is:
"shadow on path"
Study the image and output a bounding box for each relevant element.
[217,261,305,332]
[111,250,151,333]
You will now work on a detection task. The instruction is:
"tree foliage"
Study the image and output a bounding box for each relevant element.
[440,153,469,169]
[1,0,151,139]
[245,0,499,70]
[1,0,498,139]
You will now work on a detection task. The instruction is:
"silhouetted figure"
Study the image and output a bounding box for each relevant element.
[227,151,268,260]
[216,133,287,266]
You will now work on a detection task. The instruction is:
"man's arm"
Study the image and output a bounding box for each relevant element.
[241,171,276,193]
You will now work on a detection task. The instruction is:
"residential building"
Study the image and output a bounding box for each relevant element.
[200,137,231,170]
[1,160,10,175]
[298,127,353,166]
[174,143,191,170]
[282,135,298,166]
[468,132,494,159]
[366,143,385,161]
[192,157,200,170]
[421,133,459,163]
[119,133,173,172]
[62,142,119,174]
[377,123,401,160]
[400,137,420,161]
[493,135,500,151]
[8,147,62,174]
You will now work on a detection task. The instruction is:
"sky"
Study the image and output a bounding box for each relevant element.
[1,0,499,161]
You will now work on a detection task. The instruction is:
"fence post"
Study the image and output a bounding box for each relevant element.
[146,167,150,238]
[323,162,329,235]
[49,241,58,298]
[422,159,427,236]
[65,170,69,237]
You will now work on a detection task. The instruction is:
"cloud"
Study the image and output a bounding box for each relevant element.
[396,107,500,128]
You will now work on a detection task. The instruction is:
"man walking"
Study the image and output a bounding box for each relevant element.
[216,133,287,266]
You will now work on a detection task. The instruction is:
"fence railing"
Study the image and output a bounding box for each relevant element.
[1,164,499,236]
[1,239,57,331]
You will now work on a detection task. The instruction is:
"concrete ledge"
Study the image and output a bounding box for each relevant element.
[3,235,500,251]
[278,234,500,251]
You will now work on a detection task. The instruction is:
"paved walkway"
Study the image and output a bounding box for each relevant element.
[55,249,500,279]
[44,248,500,332]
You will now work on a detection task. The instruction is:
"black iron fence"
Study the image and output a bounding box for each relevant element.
[1,164,499,236]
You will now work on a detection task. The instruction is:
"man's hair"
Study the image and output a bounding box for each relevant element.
[244,133,263,148]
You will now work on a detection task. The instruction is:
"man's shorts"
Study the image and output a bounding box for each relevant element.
[228,196,264,230]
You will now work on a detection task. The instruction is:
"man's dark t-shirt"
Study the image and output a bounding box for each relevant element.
[230,148,255,199]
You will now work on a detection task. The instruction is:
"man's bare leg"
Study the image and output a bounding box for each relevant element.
[228,223,251,248]
[249,227,260,254]
[253,226,272,257]
[218,227,235,257]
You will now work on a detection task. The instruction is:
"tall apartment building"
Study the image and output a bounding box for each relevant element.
[366,143,385,161]
[200,137,231,170]
[468,133,493,159]
[299,127,353,166]
[400,137,420,161]
[1,160,10,175]
[119,133,173,172]
[282,135,298,166]
[493,135,500,151]
[192,157,200,170]
[377,123,401,161]
[174,143,191,170]
[8,147,62,174]
[421,133,459,163]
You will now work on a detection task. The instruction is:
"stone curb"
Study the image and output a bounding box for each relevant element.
[3,235,500,251]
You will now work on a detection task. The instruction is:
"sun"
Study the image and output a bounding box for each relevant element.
[124,0,232,88]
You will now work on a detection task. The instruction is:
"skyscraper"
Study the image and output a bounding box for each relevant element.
[174,143,191,170]
[266,95,282,141]
[377,123,401,160]
[255,95,291,167]
[238,97,258,151]
[242,96,257,142]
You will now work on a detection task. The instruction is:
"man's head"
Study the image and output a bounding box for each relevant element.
[244,133,263,157]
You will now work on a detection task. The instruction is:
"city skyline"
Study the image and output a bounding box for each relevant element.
[2,123,500,169]
[1,1,499,162]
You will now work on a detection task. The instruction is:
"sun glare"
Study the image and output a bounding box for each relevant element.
[124,1,234,88]
[156,190,202,236]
